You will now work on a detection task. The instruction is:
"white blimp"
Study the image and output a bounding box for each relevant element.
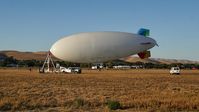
[50,28,158,63]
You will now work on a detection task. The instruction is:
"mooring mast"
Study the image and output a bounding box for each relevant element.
[40,52,56,73]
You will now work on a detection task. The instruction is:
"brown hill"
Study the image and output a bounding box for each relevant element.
[123,56,199,64]
[152,58,199,64]
[122,56,160,64]
[0,51,198,64]
[0,50,47,60]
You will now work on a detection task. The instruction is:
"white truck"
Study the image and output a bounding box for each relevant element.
[170,67,180,75]
[60,66,81,74]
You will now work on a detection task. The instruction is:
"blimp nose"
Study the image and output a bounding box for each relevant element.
[50,47,54,55]
[50,44,58,57]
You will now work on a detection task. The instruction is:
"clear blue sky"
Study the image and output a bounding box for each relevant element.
[0,0,199,61]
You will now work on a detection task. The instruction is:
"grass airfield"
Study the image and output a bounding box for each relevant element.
[0,68,199,111]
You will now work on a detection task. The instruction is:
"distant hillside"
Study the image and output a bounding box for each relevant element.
[152,58,199,64]
[0,50,47,60]
[122,57,160,64]
[123,56,199,64]
[0,51,199,64]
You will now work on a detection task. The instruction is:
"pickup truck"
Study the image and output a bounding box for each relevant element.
[60,67,81,74]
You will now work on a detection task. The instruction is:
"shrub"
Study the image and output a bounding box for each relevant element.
[0,103,12,111]
[73,98,84,108]
[107,100,121,110]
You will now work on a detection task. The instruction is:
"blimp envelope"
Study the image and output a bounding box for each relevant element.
[50,29,157,63]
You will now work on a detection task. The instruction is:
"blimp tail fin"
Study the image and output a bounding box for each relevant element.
[138,51,151,59]
[138,28,150,37]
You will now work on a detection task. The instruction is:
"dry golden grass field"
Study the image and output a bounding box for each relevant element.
[0,68,199,112]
